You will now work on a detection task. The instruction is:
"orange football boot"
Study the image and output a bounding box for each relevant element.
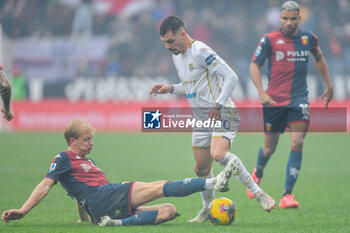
[279,194,299,209]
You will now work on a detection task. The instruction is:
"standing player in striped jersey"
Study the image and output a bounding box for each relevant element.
[150,16,275,222]
[248,1,333,208]
[0,65,14,121]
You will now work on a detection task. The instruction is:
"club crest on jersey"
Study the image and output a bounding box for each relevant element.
[301,36,308,45]
[265,123,272,132]
[188,63,194,72]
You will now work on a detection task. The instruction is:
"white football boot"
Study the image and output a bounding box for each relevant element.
[188,208,208,222]
[214,157,239,192]
[98,216,122,226]
[254,190,276,212]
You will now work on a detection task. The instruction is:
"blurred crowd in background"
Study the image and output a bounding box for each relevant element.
[0,0,349,100]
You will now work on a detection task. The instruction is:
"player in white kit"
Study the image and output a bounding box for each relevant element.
[150,16,275,222]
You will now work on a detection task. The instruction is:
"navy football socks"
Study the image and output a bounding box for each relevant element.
[121,210,158,225]
[255,147,271,178]
[284,150,302,196]
[162,178,206,197]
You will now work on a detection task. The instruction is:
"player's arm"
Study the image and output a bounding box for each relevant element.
[312,48,333,108]
[215,63,238,106]
[249,62,276,105]
[149,83,185,96]
[76,202,91,222]
[0,68,14,121]
[1,178,54,223]
[208,64,238,119]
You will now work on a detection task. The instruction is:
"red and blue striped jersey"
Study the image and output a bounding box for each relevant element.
[252,29,319,106]
[45,151,110,201]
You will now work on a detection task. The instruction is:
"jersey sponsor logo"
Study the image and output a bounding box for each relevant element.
[49,163,57,172]
[143,109,161,129]
[186,92,197,98]
[80,163,92,173]
[277,39,285,44]
[287,50,309,57]
[276,51,285,61]
[301,36,308,45]
[276,49,310,62]
[205,54,216,66]
[286,50,309,61]
[255,46,262,56]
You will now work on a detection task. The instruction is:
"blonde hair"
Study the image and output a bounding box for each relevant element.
[64,119,96,145]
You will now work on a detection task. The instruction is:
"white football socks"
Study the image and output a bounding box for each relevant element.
[220,152,261,196]
[200,170,215,210]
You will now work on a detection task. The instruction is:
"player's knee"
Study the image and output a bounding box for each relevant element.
[194,166,211,177]
[155,204,177,224]
[210,149,226,162]
[291,137,304,151]
[263,146,276,157]
[163,204,176,218]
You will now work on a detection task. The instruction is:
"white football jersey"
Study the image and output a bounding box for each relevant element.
[172,40,236,109]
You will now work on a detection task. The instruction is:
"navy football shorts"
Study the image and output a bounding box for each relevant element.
[84,182,135,224]
[263,100,310,133]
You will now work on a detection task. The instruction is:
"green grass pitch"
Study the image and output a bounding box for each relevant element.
[0,132,349,232]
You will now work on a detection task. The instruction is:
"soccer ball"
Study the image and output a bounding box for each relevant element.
[208,197,237,225]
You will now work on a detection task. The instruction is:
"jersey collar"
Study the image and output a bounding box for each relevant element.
[182,40,195,56]
[280,28,300,39]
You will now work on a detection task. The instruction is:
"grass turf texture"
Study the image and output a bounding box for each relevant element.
[0,132,349,233]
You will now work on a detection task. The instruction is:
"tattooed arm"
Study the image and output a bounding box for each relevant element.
[0,67,14,121]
